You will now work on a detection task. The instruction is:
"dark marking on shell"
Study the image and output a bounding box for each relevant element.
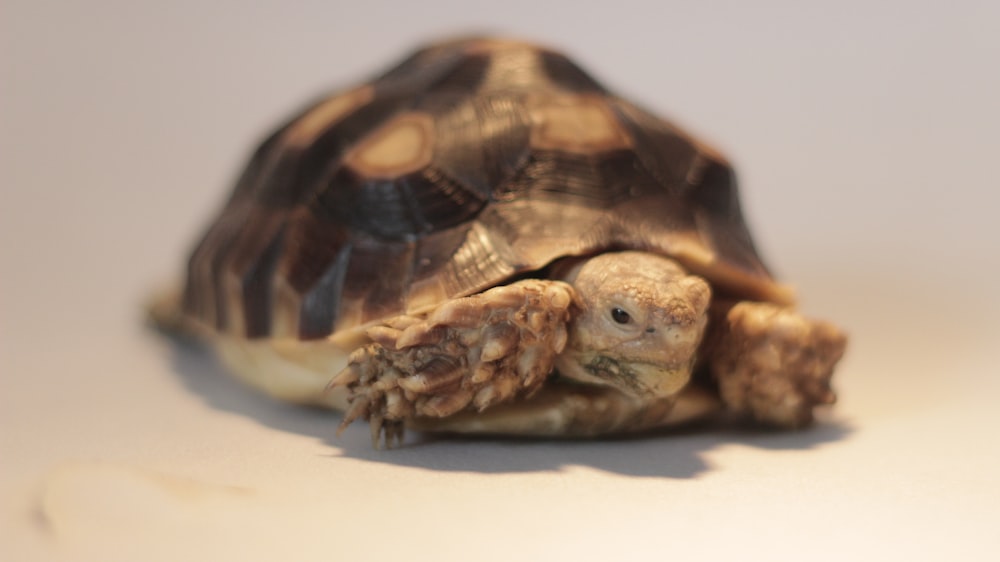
[538,50,606,93]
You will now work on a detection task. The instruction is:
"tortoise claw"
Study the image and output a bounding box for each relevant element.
[336,396,370,436]
[365,414,405,449]
[327,364,360,391]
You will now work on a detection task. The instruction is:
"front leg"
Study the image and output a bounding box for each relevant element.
[329,280,577,448]
[705,301,847,427]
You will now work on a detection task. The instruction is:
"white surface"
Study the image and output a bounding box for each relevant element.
[3,1,999,560]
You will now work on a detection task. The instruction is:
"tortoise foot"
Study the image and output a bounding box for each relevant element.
[329,280,576,448]
[707,302,847,427]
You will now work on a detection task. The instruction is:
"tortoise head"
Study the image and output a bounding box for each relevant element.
[555,251,711,398]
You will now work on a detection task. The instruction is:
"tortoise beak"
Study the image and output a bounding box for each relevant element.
[631,362,692,397]
[584,355,692,398]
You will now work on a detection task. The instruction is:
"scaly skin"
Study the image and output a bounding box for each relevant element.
[331,251,847,446]
[329,279,576,448]
[704,300,847,427]
[554,252,711,398]
[331,252,712,447]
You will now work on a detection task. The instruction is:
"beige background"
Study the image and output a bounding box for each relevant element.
[3,1,999,560]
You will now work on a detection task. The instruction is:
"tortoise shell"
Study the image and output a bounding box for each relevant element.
[181,37,791,341]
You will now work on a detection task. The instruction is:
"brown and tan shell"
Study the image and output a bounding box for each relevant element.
[180,37,793,342]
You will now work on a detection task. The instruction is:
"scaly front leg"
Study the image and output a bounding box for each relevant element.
[329,280,577,448]
[705,301,847,427]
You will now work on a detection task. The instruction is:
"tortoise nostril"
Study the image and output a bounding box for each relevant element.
[645,327,656,333]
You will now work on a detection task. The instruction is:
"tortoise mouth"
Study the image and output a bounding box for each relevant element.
[583,354,692,398]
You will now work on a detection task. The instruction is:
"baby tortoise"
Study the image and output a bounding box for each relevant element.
[151,37,847,448]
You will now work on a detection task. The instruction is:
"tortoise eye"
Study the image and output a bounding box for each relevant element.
[611,307,632,324]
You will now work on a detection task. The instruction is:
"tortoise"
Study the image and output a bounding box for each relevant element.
[150,37,847,448]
